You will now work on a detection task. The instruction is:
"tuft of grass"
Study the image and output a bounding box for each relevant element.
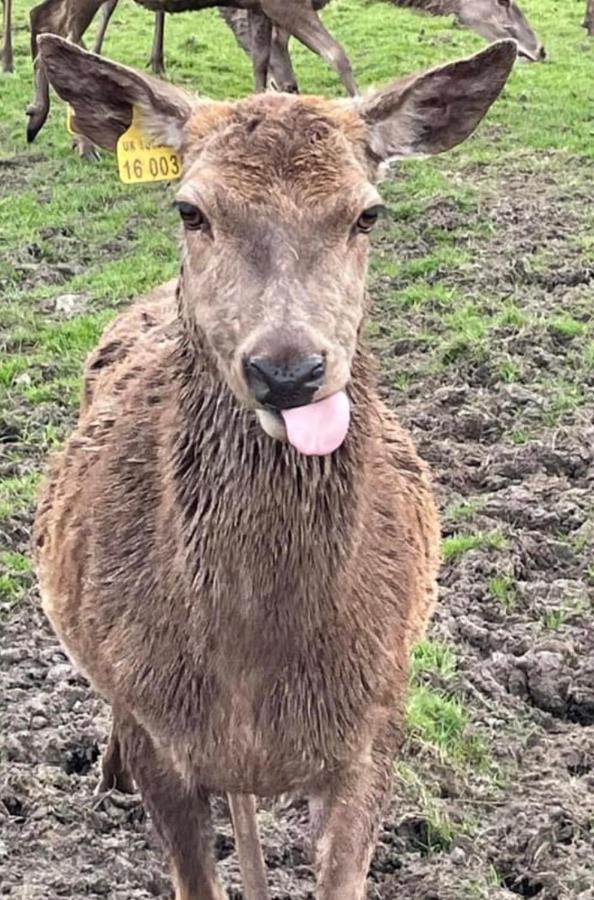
[446,497,485,524]
[442,531,506,563]
[510,429,532,445]
[488,575,518,611]
[498,359,523,383]
[395,760,462,854]
[541,608,567,631]
[0,473,41,522]
[548,316,588,340]
[406,686,489,769]
[0,551,34,613]
[411,639,458,681]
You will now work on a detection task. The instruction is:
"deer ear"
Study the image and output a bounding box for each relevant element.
[357,40,517,163]
[37,35,199,152]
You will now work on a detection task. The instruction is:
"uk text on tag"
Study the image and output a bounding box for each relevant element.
[66,104,75,136]
[116,108,181,184]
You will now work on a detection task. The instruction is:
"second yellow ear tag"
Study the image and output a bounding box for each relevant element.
[66,104,75,136]
[116,108,182,184]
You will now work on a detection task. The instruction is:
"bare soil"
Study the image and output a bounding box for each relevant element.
[1,158,593,899]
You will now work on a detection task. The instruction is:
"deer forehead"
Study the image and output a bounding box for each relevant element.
[181,94,372,205]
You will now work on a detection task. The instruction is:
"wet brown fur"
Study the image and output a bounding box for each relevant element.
[36,99,438,900]
[34,35,518,898]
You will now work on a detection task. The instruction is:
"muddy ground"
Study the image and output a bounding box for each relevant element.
[1,154,593,899]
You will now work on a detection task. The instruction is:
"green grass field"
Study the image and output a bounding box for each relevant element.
[1,2,593,897]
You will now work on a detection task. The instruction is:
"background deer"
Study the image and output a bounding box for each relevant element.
[34,32,516,900]
[25,0,355,153]
[24,0,544,152]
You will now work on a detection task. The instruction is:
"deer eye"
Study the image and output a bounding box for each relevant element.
[355,204,385,234]
[175,201,207,232]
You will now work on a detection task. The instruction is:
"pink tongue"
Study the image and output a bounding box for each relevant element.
[281,390,350,456]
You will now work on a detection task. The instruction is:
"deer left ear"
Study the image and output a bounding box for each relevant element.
[356,40,517,163]
[37,34,201,152]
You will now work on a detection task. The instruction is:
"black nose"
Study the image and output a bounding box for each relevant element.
[539,46,547,61]
[243,354,325,409]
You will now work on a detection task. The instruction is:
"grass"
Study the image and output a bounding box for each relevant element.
[411,639,458,681]
[408,639,488,772]
[395,760,463,854]
[445,497,485,524]
[0,550,33,613]
[442,531,506,563]
[406,686,489,769]
[488,575,518,611]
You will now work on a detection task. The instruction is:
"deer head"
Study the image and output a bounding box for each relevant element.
[457,0,545,61]
[38,35,516,456]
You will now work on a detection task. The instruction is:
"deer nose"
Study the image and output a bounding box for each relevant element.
[243,355,325,409]
[539,46,547,61]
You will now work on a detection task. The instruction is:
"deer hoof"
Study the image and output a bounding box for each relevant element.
[26,106,48,144]
[72,136,101,162]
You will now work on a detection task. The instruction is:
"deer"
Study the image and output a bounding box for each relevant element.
[585,0,594,35]
[26,0,355,155]
[34,31,517,900]
[25,0,544,156]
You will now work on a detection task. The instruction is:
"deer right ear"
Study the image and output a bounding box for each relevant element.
[37,35,200,153]
[357,40,517,163]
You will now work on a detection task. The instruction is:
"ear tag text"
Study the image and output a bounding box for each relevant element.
[116,108,181,184]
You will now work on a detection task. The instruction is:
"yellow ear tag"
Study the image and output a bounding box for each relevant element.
[66,104,75,135]
[116,107,182,184]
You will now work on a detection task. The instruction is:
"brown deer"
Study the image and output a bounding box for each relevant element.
[26,0,356,154]
[34,32,516,900]
[585,0,594,35]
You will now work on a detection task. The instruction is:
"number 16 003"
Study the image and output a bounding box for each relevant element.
[123,154,180,180]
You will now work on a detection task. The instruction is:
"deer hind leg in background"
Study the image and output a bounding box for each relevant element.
[268,27,299,93]
[27,0,104,156]
[248,9,273,93]
[2,0,13,73]
[585,0,594,35]
[91,0,118,54]
[148,11,165,75]
[96,708,136,795]
[113,713,228,900]
[309,730,397,900]
[261,0,357,96]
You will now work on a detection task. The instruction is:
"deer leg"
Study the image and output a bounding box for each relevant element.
[27,0,103,146]
[309,738,395,899]
[96,713,135,794]
[117,715,227,900]
[584,0,594,35]
[228,794,269,900]
[247,10,272,94]
[2,0,13,73]
[148,11,166,76]
[260,0,357,97]
[92,0,118,55]
[26,63,50,143]
[268,27,299,93]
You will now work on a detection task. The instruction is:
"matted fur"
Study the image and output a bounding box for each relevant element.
[33,36,516,899]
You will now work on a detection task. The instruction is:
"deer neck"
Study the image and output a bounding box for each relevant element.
[169,280,377,606]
